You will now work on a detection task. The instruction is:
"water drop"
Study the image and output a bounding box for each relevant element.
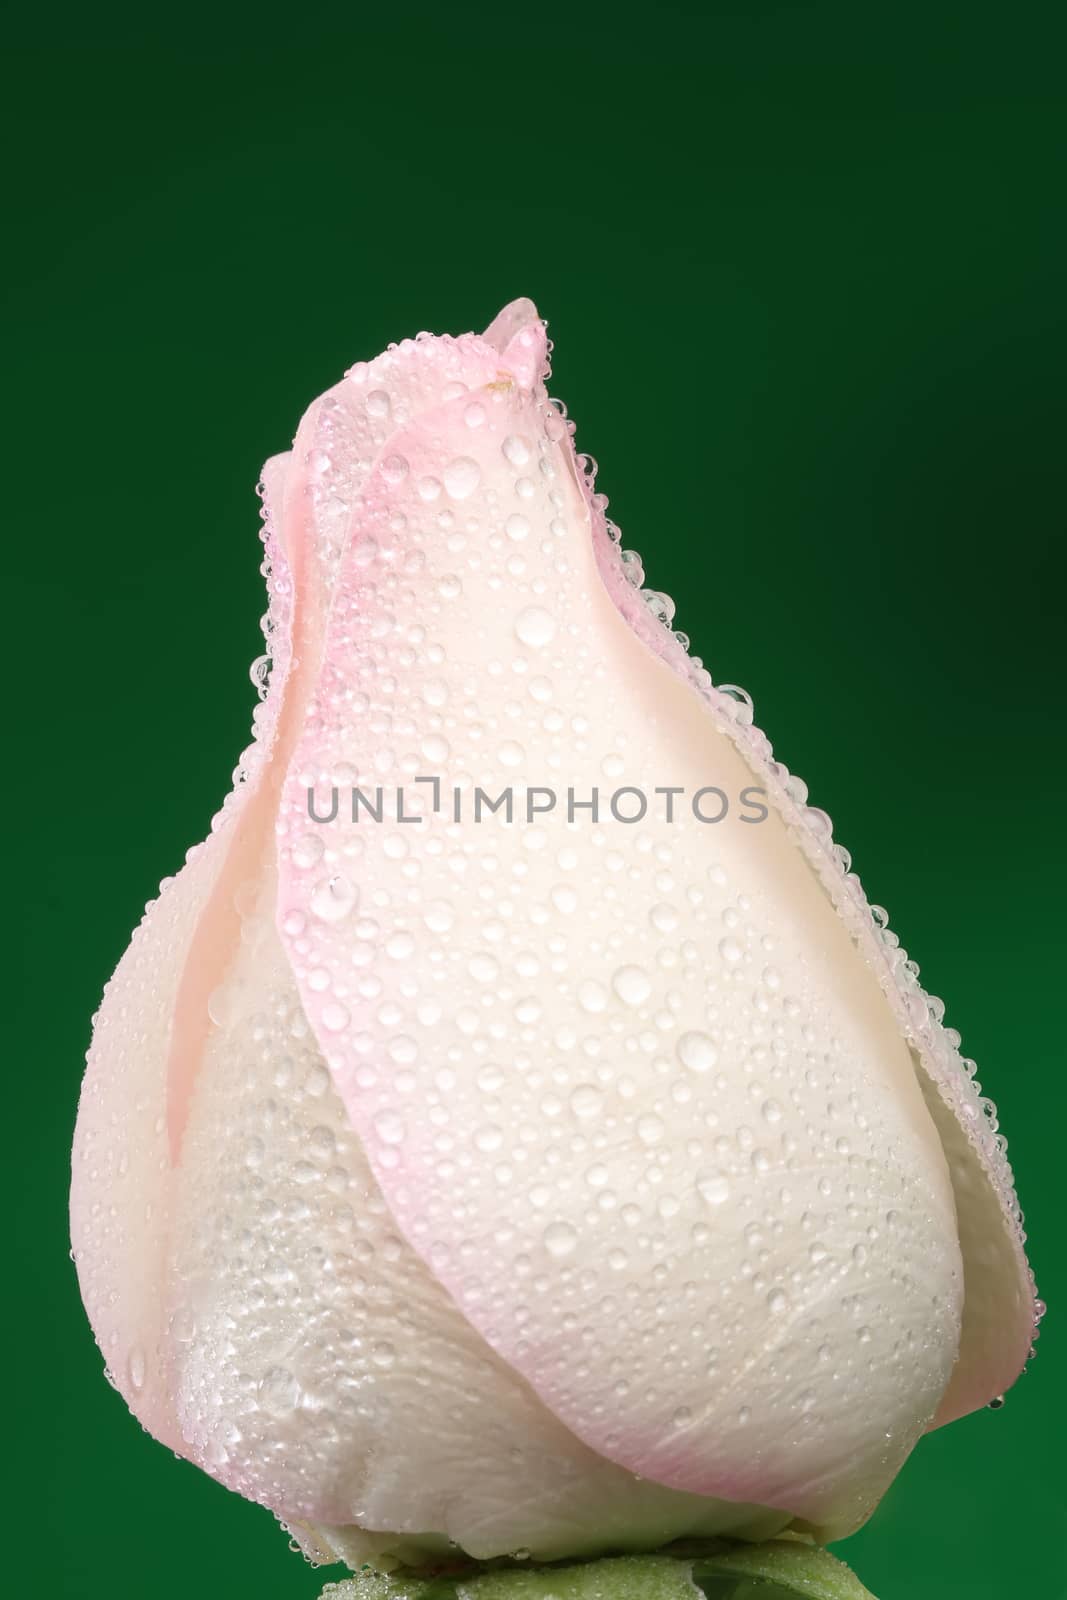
[503,434,532,466]
[291,833,325,870]
[374,1110,406,1145]
[697,1172,730,1206]
[381,453,409,485]
[612,965,652,1007]
[570,1084,603,1119]
[677,1031,718,1074]
[637,1113,664,1145]
[444,456,481,499]
[259,1366,300,1415]
[170,1307,196,1344]
[515,606,557,648]
[543,1220,578,1258]
[126,1345,146,1393]
[578,980,608,1013]
[320,1002,350,1033]
[310,874,358,923]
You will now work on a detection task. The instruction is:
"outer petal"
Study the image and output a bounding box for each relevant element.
[277,306,1035,1538]
[70,447,297,1452]
[579,432,1039,1439]
[70,325,515,1458]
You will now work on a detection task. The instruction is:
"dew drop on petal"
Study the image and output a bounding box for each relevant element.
[543,1220,579,1258]
[310,875,358,923]
[650,903,679,933]
[381,454,409,485]
[570,1084,603,1119]
[374,1110,406,1145]
[126,1345,146,1393]
[320,1002,350,1033]
[697,1172,730,1206]
[444,456,481,499]
[578,980,609,1014]
[612,965,652,1007]
[291,833,325,870]
[423,900,455,933]
[676,1031,719,1074]
[259,1366,300,1415]
[502,434,532,466]
[515,607,557,649]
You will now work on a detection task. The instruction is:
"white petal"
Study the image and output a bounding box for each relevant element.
[172,904,790,1557]
[276,353,974,1536]
[71,322,509,1466]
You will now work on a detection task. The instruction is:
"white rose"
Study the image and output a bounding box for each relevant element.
[71,298,1036,1575]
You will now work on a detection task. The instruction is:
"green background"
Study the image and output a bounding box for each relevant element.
[5,2,1064,1596]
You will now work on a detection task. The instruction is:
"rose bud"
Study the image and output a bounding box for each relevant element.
[71,298,1038,1574]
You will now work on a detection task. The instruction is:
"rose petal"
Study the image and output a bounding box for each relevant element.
[72,322,510,1441]
[170,907,790,1556]
[275,309,995,1536]
[70,446,298,1448]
